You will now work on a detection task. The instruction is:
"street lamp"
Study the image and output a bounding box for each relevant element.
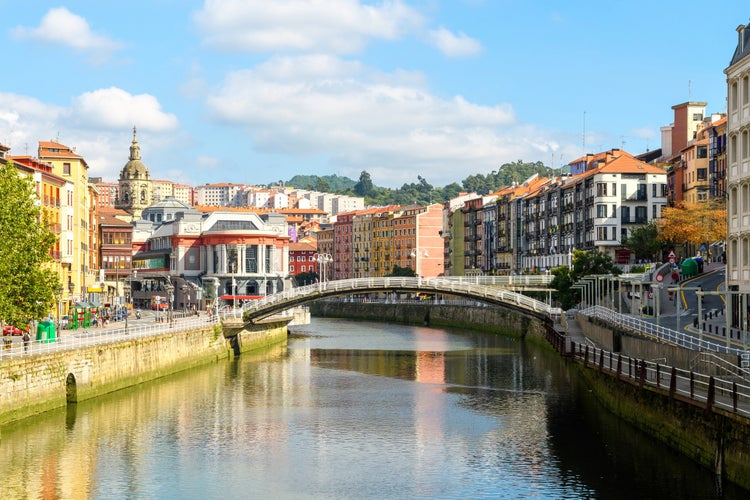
[165,277,174,328]
[315,253,333,287]
[125,269,137,331]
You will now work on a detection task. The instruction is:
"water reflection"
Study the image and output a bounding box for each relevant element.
[0,319,745,499]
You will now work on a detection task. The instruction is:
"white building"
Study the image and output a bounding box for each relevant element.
[725,21,750,324]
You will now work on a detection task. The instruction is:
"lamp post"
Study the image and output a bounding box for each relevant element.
[315,253,332,288]
[165,278,174,328]
[57,286,63,325]
[125,269,137,331]
[232,267,237,319]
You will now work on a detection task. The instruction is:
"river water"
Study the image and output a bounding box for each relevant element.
[0,318,744,499]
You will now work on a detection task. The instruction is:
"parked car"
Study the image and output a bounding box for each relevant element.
[3,324,25,336]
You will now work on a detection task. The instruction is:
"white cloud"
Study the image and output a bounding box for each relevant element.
[11,7,123,62]
[194,0,424,54]
[70,88,180,131]
[0,89,178,181]
[204,55,572,186]
[428,27,482,57]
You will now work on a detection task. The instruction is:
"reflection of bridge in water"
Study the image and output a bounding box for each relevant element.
[236,276,561,323]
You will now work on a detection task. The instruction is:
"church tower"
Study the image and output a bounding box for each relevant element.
[116,127,153,219]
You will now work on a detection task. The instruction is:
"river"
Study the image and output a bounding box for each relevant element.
[0,318,744,499]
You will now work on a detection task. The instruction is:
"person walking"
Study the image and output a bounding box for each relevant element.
[22,330,30,353]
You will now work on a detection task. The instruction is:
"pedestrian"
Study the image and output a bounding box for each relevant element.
[22,331,30,353]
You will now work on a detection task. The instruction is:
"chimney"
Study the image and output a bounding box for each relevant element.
[739,24,746,53]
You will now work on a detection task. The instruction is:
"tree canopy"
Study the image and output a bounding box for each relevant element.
[285,160,558,205]
[623,221,664,261]
[656,201,726,248]
[0,161,59,326]
[551,249,621,310]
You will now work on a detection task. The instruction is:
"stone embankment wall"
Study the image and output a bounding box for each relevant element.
[0,325,231,426]
[575,313,737,373]
[309,301,548,339]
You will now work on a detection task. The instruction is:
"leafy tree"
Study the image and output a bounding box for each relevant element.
[550,266,577,310]
[623,222,663,261]
[387,265,416,277]
[657,201,726,249]
[0,161,59,326]
[551,249,621,310]
[294,271,318,286]
[354,171,374,197]
[315,178,331,193]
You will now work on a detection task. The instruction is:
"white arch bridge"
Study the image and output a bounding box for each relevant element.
[234,276,562,323]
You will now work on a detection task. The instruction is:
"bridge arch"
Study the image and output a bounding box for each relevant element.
[237,277,560,323]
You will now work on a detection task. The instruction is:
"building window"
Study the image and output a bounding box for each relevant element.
[596,204,607,218]
[246,245,258,273]
[596,183,608,197]
[63,163,71,175]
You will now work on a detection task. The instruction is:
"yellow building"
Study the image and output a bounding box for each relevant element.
[38,140,95,304]
[4,148,74,318]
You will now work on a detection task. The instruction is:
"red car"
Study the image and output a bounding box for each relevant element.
[3,324,25,336]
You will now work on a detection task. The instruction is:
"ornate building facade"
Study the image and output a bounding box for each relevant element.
[115,127,153,219]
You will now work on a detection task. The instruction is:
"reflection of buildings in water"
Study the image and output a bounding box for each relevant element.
[415,351,446,385]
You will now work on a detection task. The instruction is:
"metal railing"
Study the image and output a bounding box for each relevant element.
[559,336,750,419]
[0,315,220,361]
[582,305,747,356]
[240,277,562,320]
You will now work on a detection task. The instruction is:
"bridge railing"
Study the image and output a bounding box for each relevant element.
[583,305,746,356]
[0,315,220,362]
[240,277,562,320]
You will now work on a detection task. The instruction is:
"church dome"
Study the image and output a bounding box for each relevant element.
[120,127,150,179]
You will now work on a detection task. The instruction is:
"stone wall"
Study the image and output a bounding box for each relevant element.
[0,325,231,426]
[310,301,549,340]
[575,313,737,372]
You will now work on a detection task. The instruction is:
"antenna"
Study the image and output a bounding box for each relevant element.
[582,111,586,155]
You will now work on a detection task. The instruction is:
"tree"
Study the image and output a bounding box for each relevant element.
[657,201,727,250]
[387,265,416,277]
[551,249,621,310]
[623,222,663,261]
[354,171,374,197]
[294,271,318,286]
[0,161,59,327]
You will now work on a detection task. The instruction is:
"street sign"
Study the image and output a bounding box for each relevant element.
[668,250,676,264]
[655,274,664,282]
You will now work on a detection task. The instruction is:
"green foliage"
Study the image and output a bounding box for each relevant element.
[462,160,558,194]
[354,171,374,197]
[286,174,356,192]
[623,222,663,261]
[285,160,557,205]
[551,249,621,310]
[294,271,318,286]
[387,265,416,277]
[0,161,59,325]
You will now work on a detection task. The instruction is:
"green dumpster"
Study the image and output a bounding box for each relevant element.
[681,258,698,278]
[36,320,57,343]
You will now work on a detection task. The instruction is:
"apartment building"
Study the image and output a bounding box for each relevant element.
[725,20,750,327]
[38,140,95,303]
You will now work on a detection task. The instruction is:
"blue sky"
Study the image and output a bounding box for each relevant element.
[0,1,746,189]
